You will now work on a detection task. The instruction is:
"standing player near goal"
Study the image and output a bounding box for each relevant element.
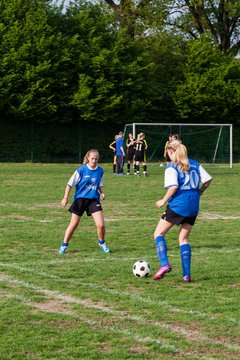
[126,132,136,175]
[153,140,212,282]
[135,132,148,176]
[109,135,118,174]
[116,131,125,175]
[59,149,110,255]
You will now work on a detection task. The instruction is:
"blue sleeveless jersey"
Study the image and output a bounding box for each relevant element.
[68,164,104,200]
[165,159,202,217]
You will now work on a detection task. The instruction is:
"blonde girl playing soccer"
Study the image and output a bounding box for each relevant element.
[153,140,212,282]
[59,149,110,254]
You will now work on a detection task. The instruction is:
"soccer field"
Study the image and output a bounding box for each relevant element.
[0,163,239,359]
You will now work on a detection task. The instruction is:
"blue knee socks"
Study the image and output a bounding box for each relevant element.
[180,244,191,277]
[155,236,169,267]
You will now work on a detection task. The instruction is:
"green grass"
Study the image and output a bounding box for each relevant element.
[0,162,239,360]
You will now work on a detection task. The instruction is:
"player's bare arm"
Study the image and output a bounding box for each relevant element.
[99,186,105,200]
[61,185,71,207]
[156,186,178,208]
[120,146,125,156]
[200,179,212,195]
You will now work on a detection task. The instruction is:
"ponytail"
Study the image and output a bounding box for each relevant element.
[167,141,190,172]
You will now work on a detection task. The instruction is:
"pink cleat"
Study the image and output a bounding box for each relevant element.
[183,275,191,283]
[152,264,172,280]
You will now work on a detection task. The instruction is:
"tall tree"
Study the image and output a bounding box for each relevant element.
[65,1,184,123]
[174,37,240,123]
[0,0,74,121]
[101,0,168,38]
[71,31,155,123]
[169,0,240,54]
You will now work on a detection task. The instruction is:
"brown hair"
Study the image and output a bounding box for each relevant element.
[83,149,99,164]
[167,140,190,172]
[171,134,180,141]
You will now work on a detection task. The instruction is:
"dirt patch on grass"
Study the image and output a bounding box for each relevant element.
[2,272,240,358]
[0,214,33,221]
[28,299,74,316]
[200,212,240,220]
[130,345,149,353]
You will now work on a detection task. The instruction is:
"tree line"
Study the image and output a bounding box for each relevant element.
[0,0,239,156]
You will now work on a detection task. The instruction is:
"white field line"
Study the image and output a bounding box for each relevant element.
[0,218,55,223]
[0,275,179,355]
[197,248,240,254]
[1,262,240,327]
[1,274,239,357]
[2,262,207,318]
[106,213,240,221]
[0,212,239,223]
[199,212,240,220]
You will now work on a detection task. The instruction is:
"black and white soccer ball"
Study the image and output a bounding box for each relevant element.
[132,260,150,278]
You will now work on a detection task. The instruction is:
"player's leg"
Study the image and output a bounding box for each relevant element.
[117,155,124,174]
[113,155,117,174]
[133,158,137,174]
[143,153,148,176]
[127,160,131,175]
[135,160,140,176]
[142,161,148,176]
[59,213,81,254]
[127,153,134,175]
[92,210,110,253]
[178,223,192,282]
[153,218,174,280]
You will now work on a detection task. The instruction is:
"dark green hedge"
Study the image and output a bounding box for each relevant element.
[0,119,121,163]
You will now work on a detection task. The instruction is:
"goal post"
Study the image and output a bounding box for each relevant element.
[123,123,233,168]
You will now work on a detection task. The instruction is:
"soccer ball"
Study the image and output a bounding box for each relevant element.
[132,260,150,277]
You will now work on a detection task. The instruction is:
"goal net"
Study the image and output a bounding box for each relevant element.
[123,123,233,167]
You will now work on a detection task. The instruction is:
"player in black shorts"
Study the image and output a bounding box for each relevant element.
[126,133,136,175]
[135,132,148,176]
[59,149,110,255]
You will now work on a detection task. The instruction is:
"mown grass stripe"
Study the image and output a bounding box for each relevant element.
[1,262,212,318]
[0,275,180,354]
[2,274,239,358]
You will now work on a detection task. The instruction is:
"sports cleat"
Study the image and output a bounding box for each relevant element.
[183,275,191,283]
[152,264,172,280]
[99,243,110,253]
[59,245,67,254]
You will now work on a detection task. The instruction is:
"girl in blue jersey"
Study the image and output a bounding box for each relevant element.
[153,140,212,282]
[59,149,110,254]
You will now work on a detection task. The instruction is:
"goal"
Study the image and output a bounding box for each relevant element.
[123,123,233,167]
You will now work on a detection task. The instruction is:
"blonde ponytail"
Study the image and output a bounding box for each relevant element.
[167,141,190,172]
